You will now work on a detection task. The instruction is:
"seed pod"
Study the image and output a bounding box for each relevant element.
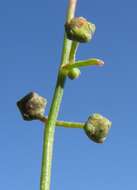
[68,68,81,80]
[84,113,112,143]
[17,92,47,121]
[65,17,96,43]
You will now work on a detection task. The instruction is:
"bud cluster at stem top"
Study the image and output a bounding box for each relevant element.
[65,17,96,43]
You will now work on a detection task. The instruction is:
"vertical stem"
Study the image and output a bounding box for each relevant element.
[67,0,77,22]
[40,1,77,190]
[69,41,79,63]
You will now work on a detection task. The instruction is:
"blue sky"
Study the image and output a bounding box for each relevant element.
[1,0,137,189]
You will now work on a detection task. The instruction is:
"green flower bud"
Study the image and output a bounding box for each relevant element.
[68,68,81,80]
[65,17,96,43]
[17,92,47,121]
[84,113,112,143]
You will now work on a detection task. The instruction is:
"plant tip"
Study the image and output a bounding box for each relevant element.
[97,59,104,66]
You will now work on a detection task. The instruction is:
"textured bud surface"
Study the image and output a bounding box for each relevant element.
[68,68,81,80]
[84,113,112,143]
[65,17,96,43]
[17,92,47,121]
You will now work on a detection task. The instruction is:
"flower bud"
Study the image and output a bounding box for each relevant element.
[84,113,112,143]
[17,92,47,121]
[65,17,96,43]
[68,68,81,80]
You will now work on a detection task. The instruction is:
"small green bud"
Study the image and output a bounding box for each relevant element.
[68,68,81,80]
[17,92,47,121]
[65,17,96,43]
[84,113,112,143]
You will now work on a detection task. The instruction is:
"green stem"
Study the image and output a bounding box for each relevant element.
[75,58,104,67]
[40,1,77,190]
[39,116,84,129]
[62,58,104,71]
[69,41,79,63]
[56,120,84,128]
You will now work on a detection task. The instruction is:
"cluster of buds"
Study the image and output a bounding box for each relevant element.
[17,16,112,144]
[17,92,112,144]
[64,17,102,81]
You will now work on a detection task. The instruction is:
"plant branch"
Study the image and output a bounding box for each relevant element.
[38,116,84,129]
[62,58,104,71]
[75,58,104,67]
[40,1,77,190]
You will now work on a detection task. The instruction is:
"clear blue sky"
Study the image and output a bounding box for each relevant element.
[1,0,137,189]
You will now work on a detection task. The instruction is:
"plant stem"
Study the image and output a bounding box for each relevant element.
[74,58,104,67]
[40,1,77,190]
[38,116,84,129]
[69,41,79,63]
[62,58,104,70]
[55,120,84,128]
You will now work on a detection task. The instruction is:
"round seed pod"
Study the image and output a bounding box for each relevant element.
[68,68,81,80]
[17,92,47,121]
[84,113,112,143]
[65,17,96,43]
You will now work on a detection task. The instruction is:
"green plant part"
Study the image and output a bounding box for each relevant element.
[61,58,104,74]
[17,92,47,121]
[16,0,112,190]
[68,68,81,80]
[65,17,96,43]
[84,113,112,143]
[38,114,111,144]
